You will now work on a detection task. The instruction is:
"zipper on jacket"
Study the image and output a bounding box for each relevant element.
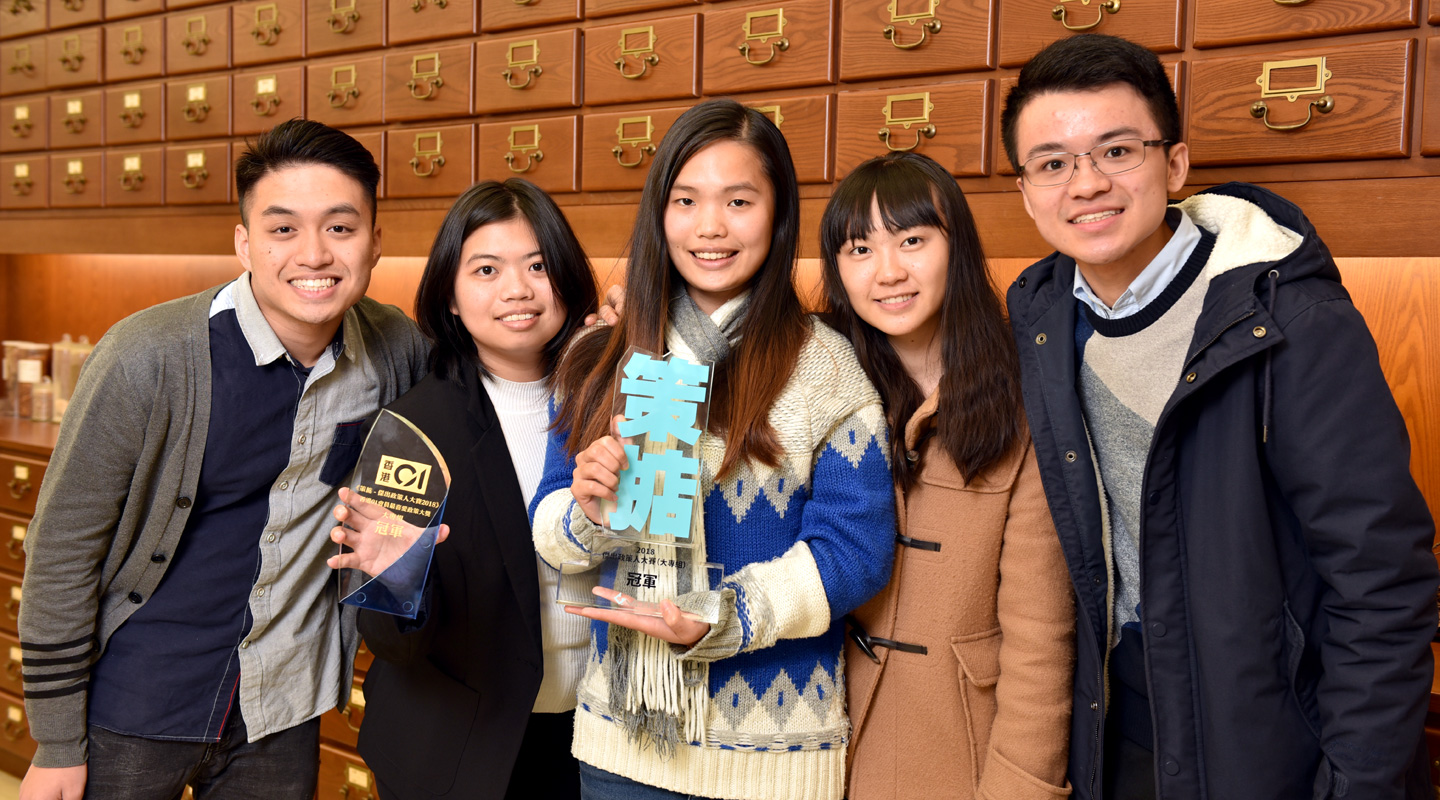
[1183,310,1255,372]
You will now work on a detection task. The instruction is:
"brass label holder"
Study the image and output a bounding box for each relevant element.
[119,90,146,128]
[182,15,211,56]
[63,97,86,134]
[408,53,444,100]
[183,82,210,122]
[120,154,145,192]
[63,158,86,194]
[182,149,208,189]
[748,104,785,128]
[252,3,282,46]
[328,64,360,108]
[410,131,445,177]
[503,39,542,90]
[9,103,30,138]
[1251,56,1335,131]
[8,44,34,77]
[739,7,788,65]
[328,0,360,34]
[884,0,940,49]
[59,35,84,72]
[612,115,657,168]
[120,25,146,64]
[879,91,937,151]
[251,74,281,116]
[504,123,543,173]
[615,26,659,80]
[10,162,31,196]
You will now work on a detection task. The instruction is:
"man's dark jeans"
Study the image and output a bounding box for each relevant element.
[84,707,319,800]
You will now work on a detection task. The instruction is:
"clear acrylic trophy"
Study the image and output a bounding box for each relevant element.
[555,347,724,624]
[337,409,451,619]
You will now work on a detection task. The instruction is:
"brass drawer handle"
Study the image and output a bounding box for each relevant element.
[61,0,80,10]
[9,119,30,137]
[879,124,935,152]
[504,150,541,173]
[409,155,444,177]
[120,170,145,192]
[1051,0,1118,31]
[120,42,146,64]
[119,108,146,127]
[3,598,18,620]
[252,22,281,45]
[327,87,360,108]
[502,65,541,89]
[3,654,19,678]
[410,0,446,11]
[738,38,786,65]
[182,32,210,55]
[328,9,359,32]
[6,0,35,14]
[513,0,536,4]
[1250,95,1333,131]
[615,53,658,80]
[7,479,32,499]
[883,19,940,50]
[63,175,87,194]
[2,718,22,741]
[612,143,654,168]
[10,178,31,196]
[7,59,35,76]
[59,52,84,72]
[181,166,208,189]
[1273,0,1311,4]
[5,538,21,559]
[64,114,86,134]
[251,95,281,116]
[407,76,442,99]
[342,703,362,731]
[183,100,210,122]
[337,787,374,799]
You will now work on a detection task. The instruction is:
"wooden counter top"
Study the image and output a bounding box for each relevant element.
[0,418,59,458]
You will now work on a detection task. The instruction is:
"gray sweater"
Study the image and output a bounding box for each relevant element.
[17,283,428,768]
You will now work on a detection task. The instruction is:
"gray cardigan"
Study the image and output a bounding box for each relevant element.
[17,283,428,768]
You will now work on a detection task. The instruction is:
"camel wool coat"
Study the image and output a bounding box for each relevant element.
[846,391,1076,800]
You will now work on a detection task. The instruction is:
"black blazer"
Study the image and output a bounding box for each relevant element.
[355,368,545,800]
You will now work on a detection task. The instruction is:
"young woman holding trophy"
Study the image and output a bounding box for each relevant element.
[529,98,897,800]
[328,178,597,799]
[820,152,1075,800]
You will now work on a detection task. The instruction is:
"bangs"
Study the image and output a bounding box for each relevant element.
[821,160,947,256]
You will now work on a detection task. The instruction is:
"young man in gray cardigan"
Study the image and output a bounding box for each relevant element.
[17,119,428,800]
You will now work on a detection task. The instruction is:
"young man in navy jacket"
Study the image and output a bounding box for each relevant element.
[1001,33,1437,800]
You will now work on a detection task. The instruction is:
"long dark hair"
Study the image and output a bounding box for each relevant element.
[820,152,1022,487]
[414,178,598,384]
[555,98,807,479]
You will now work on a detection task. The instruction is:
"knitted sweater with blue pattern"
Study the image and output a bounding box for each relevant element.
[530,319,897,800]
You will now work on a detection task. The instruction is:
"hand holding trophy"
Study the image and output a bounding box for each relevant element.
[327,487,451,575]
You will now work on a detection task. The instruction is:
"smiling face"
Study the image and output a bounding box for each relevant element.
[1014,84,1189,291]
[663,139,775,315]
[838,200,948,354]
[234,163,380,359]
[449,216,564,382]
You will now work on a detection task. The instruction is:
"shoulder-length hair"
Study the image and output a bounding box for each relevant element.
[414,178,598,385]
[554,98,807,479]
[819,152,1023,488]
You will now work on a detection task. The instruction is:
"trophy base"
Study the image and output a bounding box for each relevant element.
[556,531,723,625]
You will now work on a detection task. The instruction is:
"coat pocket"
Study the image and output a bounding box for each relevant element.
[951,627,1003,791]
[319,418,370,487]
[1279,600,1323,742]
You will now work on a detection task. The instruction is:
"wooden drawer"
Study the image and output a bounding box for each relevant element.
[998,0,1182,68]
[166,8,231,75]
[233,65,302,135]
[46,27,102,89]
[383,42,473,122]
[319,671,365,748]
[0,511,28,575]
[350,128,382,197]
[384,122,473,198]
[0,155,45,208]
[104,18,165,83]
[0,37,45,97]
[0,569,21,634]
[1195,0,1417,49]
[581,103,685,190]
[387,0,475,46]
[586,0,695,19]
[0,95,44,153]
[1187,39,1414,167]
[306,0,384,56]
[480,0,580,33]
[165,73,229,140]
[104,145,163,205]
[0,689,37,763]
[474,28,580,115]
[104,82,163,144]
[745,93,831,183]
[47,0,100,30]
[1424,37,1440,156]
[319,742,374,800]
[105,0,165,21]
[0,453,44,516]
[703,0,833,95]
[836,79,991,177]
[305,55,382,126]
[49,149,101,206]
[49,89,102,149]
[165,140,229,203]
[584,13,699,106]
[233,0,305,66]
[0,631,23,697]
[477,114,578,192]
[839,0,992,82]
[0,1,46,41]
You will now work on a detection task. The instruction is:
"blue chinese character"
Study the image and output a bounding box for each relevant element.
[609,445,700,538]
[617,353,710,445]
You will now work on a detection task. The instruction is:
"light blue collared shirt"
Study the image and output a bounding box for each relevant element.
[1073,208,1202,320]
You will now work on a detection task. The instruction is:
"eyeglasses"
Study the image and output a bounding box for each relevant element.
[1020,138,1171,187]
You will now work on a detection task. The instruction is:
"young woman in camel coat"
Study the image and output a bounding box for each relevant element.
[821,152,1076,800]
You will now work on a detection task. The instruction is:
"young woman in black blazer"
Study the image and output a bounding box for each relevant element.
[329,179,597,799]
